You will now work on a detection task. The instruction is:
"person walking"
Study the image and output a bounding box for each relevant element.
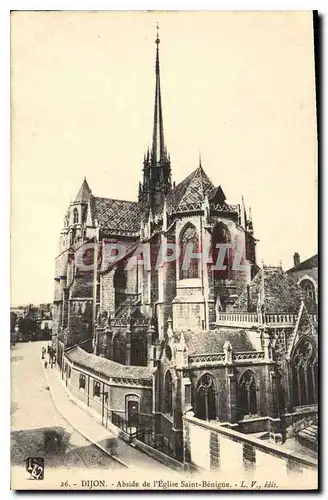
[41,347,46,360]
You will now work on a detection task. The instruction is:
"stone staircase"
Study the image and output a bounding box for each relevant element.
[296,424,318,452]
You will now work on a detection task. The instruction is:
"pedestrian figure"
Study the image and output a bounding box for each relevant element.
[44,360,48,369]
[41,347,46,360]
[106,437,118,456]
[44,430,63,453]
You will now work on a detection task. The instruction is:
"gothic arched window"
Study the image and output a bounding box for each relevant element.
[299,279,316,302]
[292,338,318,407]
[179,224,199,280]
[211,223,232,275]
[112,331,125,365]
[73,208,79,224]
[114,262,127,311]
[195,373,218,421]
[164,371,173,415]
[211,223,232,310]
[238,370,258,417]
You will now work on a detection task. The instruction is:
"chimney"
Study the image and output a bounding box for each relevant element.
[293,252,300,268]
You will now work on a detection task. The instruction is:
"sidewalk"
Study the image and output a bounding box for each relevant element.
[42,361,169,471]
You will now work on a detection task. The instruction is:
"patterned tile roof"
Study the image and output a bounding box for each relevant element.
[167,165,215,212]
[66,346,155,380]
[176,328,254,355]
[287,254,318,273]
[232,266,303,314]
[90,196,142,235]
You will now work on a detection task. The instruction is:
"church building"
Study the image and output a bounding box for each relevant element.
[53,31,318,470]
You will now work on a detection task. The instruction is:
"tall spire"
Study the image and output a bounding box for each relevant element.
[151,23,165,164]
[241,195,248,229]
[139,25,172,208]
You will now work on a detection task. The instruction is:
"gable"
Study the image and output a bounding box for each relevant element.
[166,166,215,213]
[287,254,318,273]
[287,302,317,360]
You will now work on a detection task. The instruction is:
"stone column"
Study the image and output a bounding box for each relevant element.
[267,368,282,442]
[125,325,131,365]
[173,369,184,462]
[227,371,238,424]
[223,341,237,423]
[147,324,155,367]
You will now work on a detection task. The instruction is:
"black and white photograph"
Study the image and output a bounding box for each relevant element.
[10,10,318,490]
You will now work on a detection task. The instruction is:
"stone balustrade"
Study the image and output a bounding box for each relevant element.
[215,312,316,327]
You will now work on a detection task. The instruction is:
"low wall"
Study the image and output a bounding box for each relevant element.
[134,439,184,471]
[183,412,317,484]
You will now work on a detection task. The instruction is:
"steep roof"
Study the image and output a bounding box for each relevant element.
[287,254,318,273]
[90,196,142,235]
[232,266,303,314]
[166,165,215,212]
[66,346,155,380]
[75,178,92,203]
[175,328,254,355]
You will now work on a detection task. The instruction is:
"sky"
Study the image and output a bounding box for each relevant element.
[10,11,317,306]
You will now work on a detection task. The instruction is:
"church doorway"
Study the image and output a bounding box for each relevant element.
[127,400,139,427]
[125,395,140,431]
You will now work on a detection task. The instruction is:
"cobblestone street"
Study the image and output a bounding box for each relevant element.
[11,341,123,472]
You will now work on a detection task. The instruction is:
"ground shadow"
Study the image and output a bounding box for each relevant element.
[11,426,122,470]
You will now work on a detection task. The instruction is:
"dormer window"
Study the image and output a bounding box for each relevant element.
[73,208,79,224]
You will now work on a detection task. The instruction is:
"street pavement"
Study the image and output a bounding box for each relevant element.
[11,341,123,471]
[11,340,170,476]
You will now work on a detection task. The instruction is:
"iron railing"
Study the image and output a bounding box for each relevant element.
[137,429,180,461]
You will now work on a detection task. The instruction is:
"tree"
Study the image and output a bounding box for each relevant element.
[17,315,39,341]
[10,311,17,333]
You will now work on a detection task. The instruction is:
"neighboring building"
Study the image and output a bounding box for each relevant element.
[11,303,53,342]
[53,33,318,472]
[287,253,318,306]
[40,320,53,340]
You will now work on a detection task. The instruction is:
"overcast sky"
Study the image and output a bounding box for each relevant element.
[11,11,317,306]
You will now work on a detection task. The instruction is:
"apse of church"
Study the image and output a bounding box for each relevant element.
[53,29,317,468]
[53,25,257,361]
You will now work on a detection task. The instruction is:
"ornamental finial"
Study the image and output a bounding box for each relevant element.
[156,22,160,44]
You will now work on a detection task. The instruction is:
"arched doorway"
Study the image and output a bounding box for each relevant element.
[195,373,218,421]
[126,394,140,429]
[292,338,318,407]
